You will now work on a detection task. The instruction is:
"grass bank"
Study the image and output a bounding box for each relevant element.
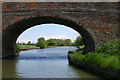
[16,45,66,50]
[68,39,120,79]
[16,44,40,55]
[17,44,39,50]
[16,44,66,54]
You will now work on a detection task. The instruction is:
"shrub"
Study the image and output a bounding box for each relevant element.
[16,45,20,56]
[76,46,85,52]
[96,39,120,55]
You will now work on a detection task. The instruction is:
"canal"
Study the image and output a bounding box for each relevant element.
[2,47,100,78]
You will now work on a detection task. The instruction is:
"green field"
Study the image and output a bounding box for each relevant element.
[17,44,39,49]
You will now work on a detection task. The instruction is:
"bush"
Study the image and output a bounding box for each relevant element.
[96,39,120,55]
[76,46,85,52]
[16,45,20,56]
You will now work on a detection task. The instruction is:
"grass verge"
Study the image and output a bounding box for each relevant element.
[68,39,120,79]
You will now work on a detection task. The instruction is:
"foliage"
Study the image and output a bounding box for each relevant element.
[17,37,73,50]
[69,52,120,72]
[47,38,72,46]
[69,53,85,61]
[36,37,73,48]
[64,39,72,46]
[47,39,57,46]
[74,36,84,47]
[76,46,85,52]
[96,39,120,55]
[69,39,120,73]
[71,42,75,46]
[17,44,39,49]
[16,45,20,55]
[27,41,31,45]
[36,37,47,49]
[53,39,65,46]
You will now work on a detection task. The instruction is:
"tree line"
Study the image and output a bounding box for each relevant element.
[17,36,84,49]
[36,37,73,49]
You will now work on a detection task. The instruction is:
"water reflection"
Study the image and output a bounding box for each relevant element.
[2,47,100,78]
[2,60,18,78]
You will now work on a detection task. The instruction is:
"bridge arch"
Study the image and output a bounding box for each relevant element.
[2,16,95,58]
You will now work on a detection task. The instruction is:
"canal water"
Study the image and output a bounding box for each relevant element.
[2,47,100,78]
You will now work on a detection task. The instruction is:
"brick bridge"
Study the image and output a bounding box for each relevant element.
[2,2,119,58]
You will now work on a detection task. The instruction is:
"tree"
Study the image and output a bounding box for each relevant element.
[22,42,26,45]
[37,41,47,49]
[74,36,84,47]
[27,41,31,45]
[53,39,65,46]
[64,39,72,46]
[36,37,47,49]
[47,39,57,46]
[38,37,45,42]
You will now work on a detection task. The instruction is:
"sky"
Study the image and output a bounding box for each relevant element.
[17,24,80,43]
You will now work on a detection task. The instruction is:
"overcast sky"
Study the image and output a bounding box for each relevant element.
[17,24,80,43]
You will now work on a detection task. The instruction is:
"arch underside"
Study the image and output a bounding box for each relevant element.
[2,16,95,58]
